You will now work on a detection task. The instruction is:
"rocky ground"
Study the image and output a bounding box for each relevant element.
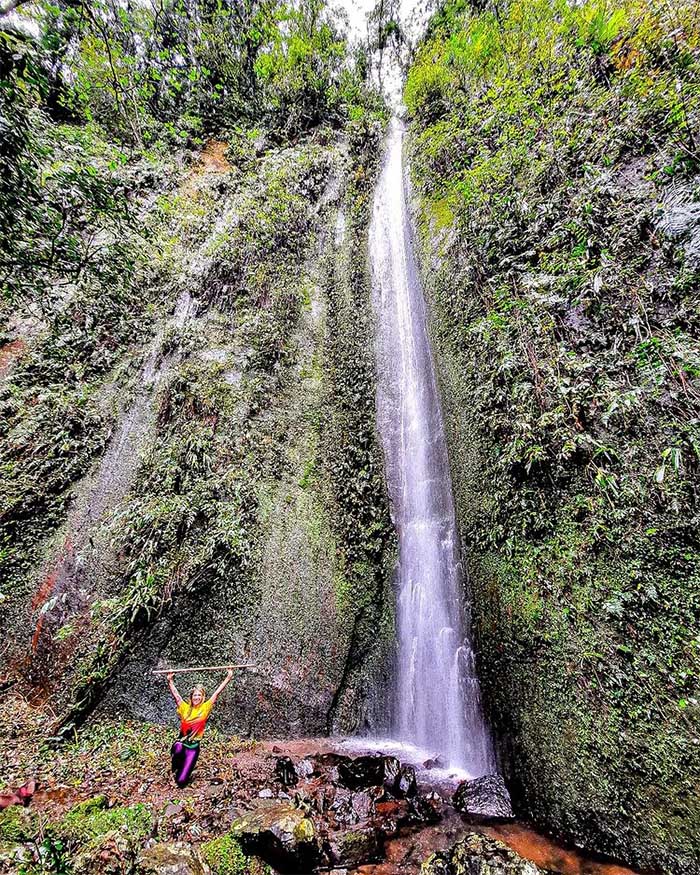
[1,696,644,875]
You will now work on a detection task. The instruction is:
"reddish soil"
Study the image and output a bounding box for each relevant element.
[0,338,27,378]
[198,140,232,173]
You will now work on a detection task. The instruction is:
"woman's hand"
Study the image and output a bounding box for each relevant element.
[166,672,183,705]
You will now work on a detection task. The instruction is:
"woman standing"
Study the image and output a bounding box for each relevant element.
[166,668,234,787]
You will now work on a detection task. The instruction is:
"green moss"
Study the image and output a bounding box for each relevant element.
[56,796,152,847]
[0,806,39,844]
[202,833,270,875]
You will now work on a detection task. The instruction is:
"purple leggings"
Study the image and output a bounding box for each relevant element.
[171,740,200,787]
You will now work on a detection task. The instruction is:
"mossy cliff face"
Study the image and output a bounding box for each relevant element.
[405,2,700,873]
[99,126,396,738]
[1,116,395,738]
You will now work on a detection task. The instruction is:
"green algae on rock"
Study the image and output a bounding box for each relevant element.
[422,832,549,875]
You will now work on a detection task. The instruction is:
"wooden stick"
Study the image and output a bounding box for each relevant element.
[151,663,256,675]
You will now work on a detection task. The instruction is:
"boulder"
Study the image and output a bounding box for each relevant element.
[328,787,383,827]
[136,842,210,875]
[452,775,513,820]
[73,832,134,875]
[230,800,319,872]
[296,759,314,779]
[336,755,417,798]
[326,826,382,867]
[421,832,547,875]
[373,799,409,836]
[275,757,298,787]
[394,765,418,799]
[337,755,389,790]
[406,793,443,825]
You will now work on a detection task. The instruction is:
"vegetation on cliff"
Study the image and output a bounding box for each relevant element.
[1,0,393,739]
[406,1,700,872]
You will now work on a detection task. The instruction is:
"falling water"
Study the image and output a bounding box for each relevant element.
[370,118,495,775]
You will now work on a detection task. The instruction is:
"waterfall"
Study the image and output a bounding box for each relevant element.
[370,118,495,776]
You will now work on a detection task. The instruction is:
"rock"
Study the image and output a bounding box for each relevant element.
[421,832,547,875]
[230,799,319,872]
[326,826,382,867]
[296,759,314,779]
[201,784,226,801]
[395,765,418,799]
[136,842,210,875]
[337,755,388,790]
[406,793,442,825]
[373,799,409,835]
[275,756,298,787]
[423,756,446,770]
[329,787,382,827]
[336,755,417,798]
[452,775,513,820]
[73,831,134,875]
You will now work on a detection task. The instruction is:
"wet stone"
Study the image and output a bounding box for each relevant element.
[136,842,210,875]
[296,759,314,779]
[421,832,546,875]
[275,756,298,787]
[452,775,513,820]
[326,826,383,868]
[336,754,417,799]
[230,799,319,872]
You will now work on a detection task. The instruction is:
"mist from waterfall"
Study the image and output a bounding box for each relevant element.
[370,118,496,776]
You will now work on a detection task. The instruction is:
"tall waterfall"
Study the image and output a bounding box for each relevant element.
[370,119,495,775]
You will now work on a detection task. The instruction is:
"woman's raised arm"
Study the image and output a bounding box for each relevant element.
[210,668,235,703]
[167,671,184,706]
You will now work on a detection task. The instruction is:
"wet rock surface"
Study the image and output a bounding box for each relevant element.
[452,776,513,820]
[0,732,645,875]
[231,799,319,872]
[137,842,210,875]
[421,832,549,875]
[336,755,417,799]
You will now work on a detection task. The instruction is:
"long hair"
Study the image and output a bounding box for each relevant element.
[190,684,206,704]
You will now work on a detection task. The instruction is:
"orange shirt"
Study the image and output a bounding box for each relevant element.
[176,699,213,740]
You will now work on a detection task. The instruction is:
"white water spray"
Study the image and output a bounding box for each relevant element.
[370,119,495,775]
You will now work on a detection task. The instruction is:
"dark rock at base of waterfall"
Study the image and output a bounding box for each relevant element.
[421,832,548,875]
[326,826,383,867]
[136,842,210,875]
[337,755,418,798]
[275,756,298,787]
[230,800,319,872]
[452,775,513,820]
[337,754,393,790]
[407,792,443,825]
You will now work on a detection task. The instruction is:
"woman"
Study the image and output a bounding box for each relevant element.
[166,668,234,787]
